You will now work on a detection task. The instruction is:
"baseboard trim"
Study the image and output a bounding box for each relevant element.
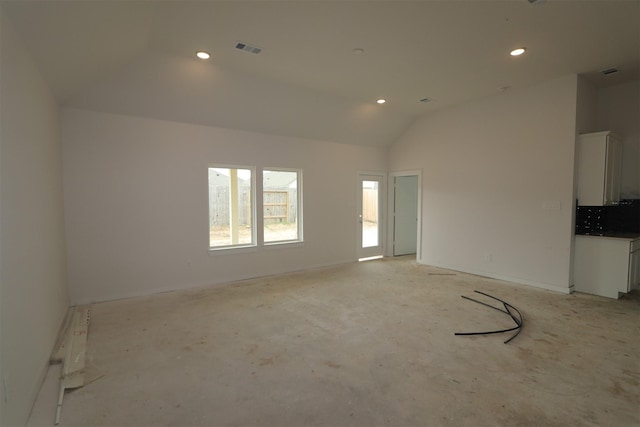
[418,261,573,295]
[70,258,356,305]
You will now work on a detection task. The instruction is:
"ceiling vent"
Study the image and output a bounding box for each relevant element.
[600,67,619,76]
[235,42,262,55]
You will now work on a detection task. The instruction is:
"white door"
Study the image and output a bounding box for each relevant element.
[393,175,418,256]
[357,174,384,259]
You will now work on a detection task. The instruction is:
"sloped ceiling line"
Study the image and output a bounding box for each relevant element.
[3,1,639,147]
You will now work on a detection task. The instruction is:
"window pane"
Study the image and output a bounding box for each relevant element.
[362,180,379,247]
[209,167,253,247]
[263,170,300,243]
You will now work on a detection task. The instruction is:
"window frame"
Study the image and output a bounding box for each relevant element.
[207,165,303,252]
[207,165,257,251]
[263,167,303,246]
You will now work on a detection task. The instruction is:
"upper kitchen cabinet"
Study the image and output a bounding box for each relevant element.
[577,131,622,206]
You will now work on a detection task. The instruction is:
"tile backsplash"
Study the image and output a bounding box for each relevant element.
[575,199,640,235]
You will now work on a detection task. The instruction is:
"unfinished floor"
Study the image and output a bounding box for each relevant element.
[30,257,639,427]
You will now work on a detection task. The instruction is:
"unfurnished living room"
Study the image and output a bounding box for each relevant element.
[1,1,639,426]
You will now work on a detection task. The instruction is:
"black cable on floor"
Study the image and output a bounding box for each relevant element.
[455,290,523,344]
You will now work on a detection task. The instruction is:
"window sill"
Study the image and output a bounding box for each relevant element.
[208,241,304,255]
[208,245,258,256]
[264,240,304,250]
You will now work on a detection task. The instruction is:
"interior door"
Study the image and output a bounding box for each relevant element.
[357,174,384,259]
[393,175,418,256]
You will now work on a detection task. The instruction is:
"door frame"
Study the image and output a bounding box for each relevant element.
[387,170,422,260]
[357,172,386,260]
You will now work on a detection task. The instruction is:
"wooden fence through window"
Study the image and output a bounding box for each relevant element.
[362,189,378,223]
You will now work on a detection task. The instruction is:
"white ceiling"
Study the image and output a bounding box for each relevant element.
[3,0,639,147]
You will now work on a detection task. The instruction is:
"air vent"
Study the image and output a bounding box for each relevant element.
[601,67,619,76]
[420,98,433,104]
[235,42,262,54]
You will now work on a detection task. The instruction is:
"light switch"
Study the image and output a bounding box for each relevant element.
[542,201,561,210]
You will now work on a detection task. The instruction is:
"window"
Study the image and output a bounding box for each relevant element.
[263,169,301,243]
[208,167,255,248]
[208,166,302,250]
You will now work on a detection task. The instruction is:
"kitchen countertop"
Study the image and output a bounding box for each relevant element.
[576,232,640,240]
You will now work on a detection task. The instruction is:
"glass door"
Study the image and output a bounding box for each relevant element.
[357,174,384,259]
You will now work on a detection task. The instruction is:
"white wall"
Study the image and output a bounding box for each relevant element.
[389,75,579,292]
[576,76,598,135]
[62,109,387,304]
[0,16,69,427]
[596,80,640,198]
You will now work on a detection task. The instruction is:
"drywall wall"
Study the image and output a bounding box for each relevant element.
[389,75,579,292]
[0,16,69,427]
[62,109,387,304]
[576,76,598,135]
[596,80,640,198]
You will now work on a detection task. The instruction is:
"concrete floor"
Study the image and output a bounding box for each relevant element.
[29,256,639,426]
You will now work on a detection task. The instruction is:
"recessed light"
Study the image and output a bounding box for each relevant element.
[196,51,211,60]
[510,48,526,56]
[376,99,386,104]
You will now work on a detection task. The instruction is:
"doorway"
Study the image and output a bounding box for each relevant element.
[391,172,421,258]
[357,173,384,260]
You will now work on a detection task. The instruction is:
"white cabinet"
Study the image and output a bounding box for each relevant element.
[630,239,640,290]
[577,131,622,206]
[574,235,640,298]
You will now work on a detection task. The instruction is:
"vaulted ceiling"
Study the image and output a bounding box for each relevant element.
[3,1,639,147]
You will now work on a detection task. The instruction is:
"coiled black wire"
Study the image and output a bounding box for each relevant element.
[455,291,523,344]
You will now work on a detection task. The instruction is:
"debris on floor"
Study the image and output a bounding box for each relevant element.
[455,291,523,344]
[50,305,103,424]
